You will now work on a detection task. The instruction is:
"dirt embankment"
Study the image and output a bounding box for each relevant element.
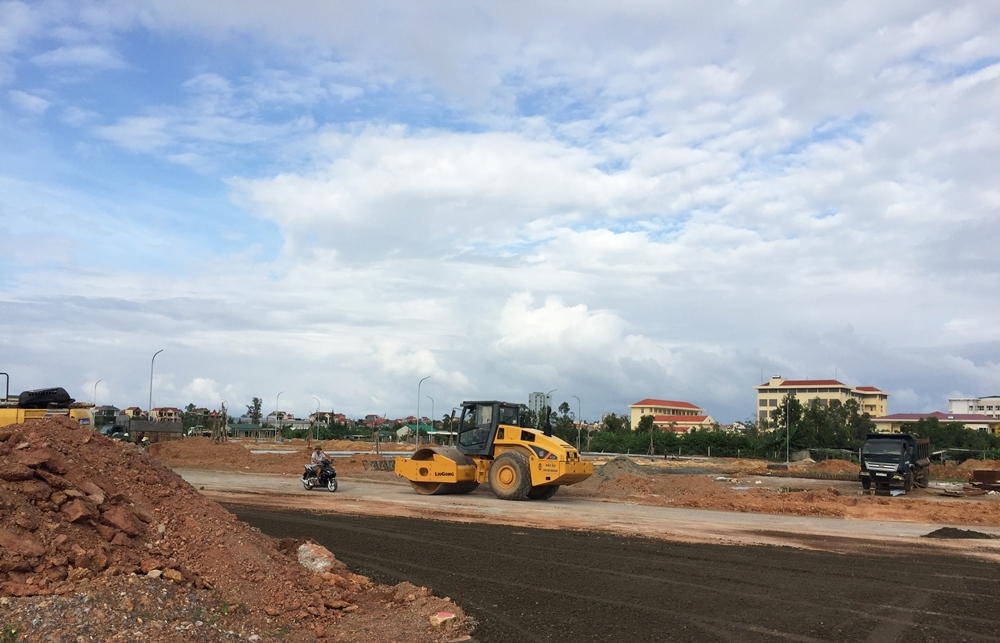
[0,420,469,642]
[149,438,405,478]
[556,456,1000,525]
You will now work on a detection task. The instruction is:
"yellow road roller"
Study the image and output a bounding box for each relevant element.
[395,400,592,500]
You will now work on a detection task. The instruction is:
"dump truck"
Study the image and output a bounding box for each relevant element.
[0,373,94,429]
[858,433,930,492]
[395,400,592,500]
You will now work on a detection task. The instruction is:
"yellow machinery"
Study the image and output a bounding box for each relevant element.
[395,400,592,500]
[0,375,94,429]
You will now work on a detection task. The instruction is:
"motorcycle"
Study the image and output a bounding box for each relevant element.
[301,458,338,492]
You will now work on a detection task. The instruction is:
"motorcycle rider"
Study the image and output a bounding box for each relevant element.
[310,445,328,481]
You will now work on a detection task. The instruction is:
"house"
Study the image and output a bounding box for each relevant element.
[948,396,1000,420]
[150,407,181,422]
[872,412,1000,435]
[123,406,145,419]
[755,376,889,422]
[629,399,715,434]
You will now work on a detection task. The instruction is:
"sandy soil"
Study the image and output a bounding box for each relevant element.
[149,438,1000,529]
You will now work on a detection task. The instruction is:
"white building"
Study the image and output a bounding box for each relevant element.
[949,396,1000,420]
[528,392,552,418]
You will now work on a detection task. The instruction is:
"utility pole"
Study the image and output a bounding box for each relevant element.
[572,394,582,452]
[417,376,430,446]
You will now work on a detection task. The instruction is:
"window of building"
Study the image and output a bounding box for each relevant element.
[759,399,767,407]
[769,399,777,407]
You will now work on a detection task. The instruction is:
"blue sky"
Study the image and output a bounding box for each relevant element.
[1,1,999,423]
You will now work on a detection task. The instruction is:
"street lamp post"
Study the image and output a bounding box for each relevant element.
[93,380,102,407]
[311,396,321,445]
[275,391,284,442]
[572,394,582,452]
[148,349,163,419]
[426,396,434,442]
[416,376,430,446]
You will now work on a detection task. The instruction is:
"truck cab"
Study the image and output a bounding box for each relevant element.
[859,433,930,492]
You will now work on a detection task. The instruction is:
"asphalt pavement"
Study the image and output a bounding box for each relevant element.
[231,507,1000,643]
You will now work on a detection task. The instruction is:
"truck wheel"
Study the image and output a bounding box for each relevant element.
[861,478,871,490]
[489,452,532,500]
[527,485,559,500]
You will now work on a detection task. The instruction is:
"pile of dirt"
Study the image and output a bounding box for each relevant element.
[0,418,469,642]
[596,456,646,479]
[811,459,858,474]
[923,527,1000,539]
[958,459,1000,471]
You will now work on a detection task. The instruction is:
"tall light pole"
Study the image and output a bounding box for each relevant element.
[785,396,790,465]
[275,391,284,438]
[426,396,434,441]
[148,349,163,419]
[572,394,582,452]
[93,379,102,407]
[311,396,321,445]
[416,376,430,446]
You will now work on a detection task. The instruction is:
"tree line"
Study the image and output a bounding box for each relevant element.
[179,393,1000,460]
[585,395,1000,461]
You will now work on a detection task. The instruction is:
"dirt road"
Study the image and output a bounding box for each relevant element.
[230,506,1000,643]
[178,469,1000,560]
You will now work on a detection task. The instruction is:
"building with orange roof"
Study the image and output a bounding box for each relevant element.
[755,376,889,423]
[629,398,715,433]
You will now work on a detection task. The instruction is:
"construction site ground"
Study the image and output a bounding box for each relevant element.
[158,438,1000,642]
[6,431,1000,642]
[152,437,1000,550]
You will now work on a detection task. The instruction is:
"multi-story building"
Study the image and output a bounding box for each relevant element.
[628,398,714,434]
[755,376,889,422]
[949,396,1000,420]
[528,392,553,418]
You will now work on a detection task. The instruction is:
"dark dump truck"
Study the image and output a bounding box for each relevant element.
[859,433,930,492]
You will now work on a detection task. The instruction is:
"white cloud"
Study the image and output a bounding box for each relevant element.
[2,1,1000,424]
[8,89,49,113]
[95,115,172,152]
[30,44,124,69]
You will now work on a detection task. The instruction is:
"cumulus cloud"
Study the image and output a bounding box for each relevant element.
[2,1,999,423]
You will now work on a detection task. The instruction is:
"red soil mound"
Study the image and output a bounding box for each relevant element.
[811,459,859,473]
[0,418,467,641]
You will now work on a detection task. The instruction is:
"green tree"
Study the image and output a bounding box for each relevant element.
[602,413,629,433]
[637,414,656,455]
[519,405,538,429]
[247,397,263,426]
[553,412,576,443]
